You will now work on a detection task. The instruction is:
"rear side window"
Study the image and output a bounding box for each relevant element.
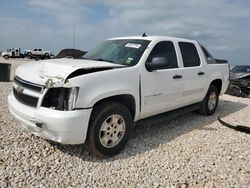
[147,41,178,69]
[200,45,217,64]
[201,45,212,58]
[179,42,200,67]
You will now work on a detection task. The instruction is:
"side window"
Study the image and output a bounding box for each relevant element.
[201,46,211,58]
[200,45,217,64]
[147,41,178,69]
[38,49,42,51]
[34,49,37,51]
[179,42,200,67]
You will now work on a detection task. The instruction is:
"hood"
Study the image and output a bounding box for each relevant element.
[15,58,124,87]
[1,51,8,56]
[230,72,250,80]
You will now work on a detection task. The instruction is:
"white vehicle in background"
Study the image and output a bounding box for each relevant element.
[1,48,25,59]
[8,35,229,157]
[24,48,53,59]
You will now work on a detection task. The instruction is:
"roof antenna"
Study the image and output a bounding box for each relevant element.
[142,33,147,37]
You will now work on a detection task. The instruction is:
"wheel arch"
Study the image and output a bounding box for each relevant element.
[3,54,10,59]
[92,94,136,120]
[209,79,222,95]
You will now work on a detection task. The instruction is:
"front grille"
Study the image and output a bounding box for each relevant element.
[13,87,38,107]
[14,76,44,92]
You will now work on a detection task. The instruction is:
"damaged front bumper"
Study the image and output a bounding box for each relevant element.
[8,92,92,144]
[226,80,250,98]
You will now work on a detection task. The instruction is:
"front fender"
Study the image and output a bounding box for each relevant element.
[64,67,140,119]
[83,90,136,108]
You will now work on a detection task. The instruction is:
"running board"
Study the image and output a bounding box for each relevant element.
[136,103,201,125]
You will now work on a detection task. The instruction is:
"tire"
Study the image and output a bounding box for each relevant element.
[27,52,32,59]
[3,55,9,60]
[44,54,50,59]
[35,57,40,61]
[86,101,133,157]
[198,85,219,116]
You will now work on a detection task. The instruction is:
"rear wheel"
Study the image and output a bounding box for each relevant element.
[198,85,219,116]
[44,54,50,59]
[86,101,133,157]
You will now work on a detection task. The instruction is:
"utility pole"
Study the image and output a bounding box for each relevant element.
[73,24,75,49]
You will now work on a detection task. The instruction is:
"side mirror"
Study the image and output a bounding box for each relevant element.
[145,57,170,72]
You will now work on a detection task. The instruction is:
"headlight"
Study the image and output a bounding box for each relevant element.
[67,87,79,110]
[42,87,79,111]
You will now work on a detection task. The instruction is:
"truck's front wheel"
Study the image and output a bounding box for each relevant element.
[86,101,133,157]
[27,52,32,59]
[3,55,9,60]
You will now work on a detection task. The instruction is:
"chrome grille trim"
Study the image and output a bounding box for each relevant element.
[14,76,44,93]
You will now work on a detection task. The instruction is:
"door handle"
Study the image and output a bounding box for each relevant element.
[173,75,182,79]
[197,72,205,76]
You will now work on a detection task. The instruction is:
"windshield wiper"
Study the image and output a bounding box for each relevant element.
[82,57,114,63]
[94,58,129,67]
[82,57,128,66]
[82,57,91,60]
[92,58,114,63]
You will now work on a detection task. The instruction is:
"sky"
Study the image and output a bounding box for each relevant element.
[0,0,249,66]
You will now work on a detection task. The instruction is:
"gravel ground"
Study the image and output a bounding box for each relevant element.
[0,58,250,187]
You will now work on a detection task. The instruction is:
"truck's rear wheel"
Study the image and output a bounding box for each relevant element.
[198,85,219,116]
[86,101,133,157]
[44,54,50,59]
[3,55,9,60]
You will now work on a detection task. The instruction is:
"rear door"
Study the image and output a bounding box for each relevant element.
[178,42,207,105]
[140,41,184,119]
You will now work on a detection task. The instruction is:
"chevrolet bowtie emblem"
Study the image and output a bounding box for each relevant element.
[16,85,24,93]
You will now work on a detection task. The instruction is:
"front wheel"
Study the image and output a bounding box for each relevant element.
[86,101,133,157]
[198,85,219,116]
[3,55,9,60]
[27,52,32,59]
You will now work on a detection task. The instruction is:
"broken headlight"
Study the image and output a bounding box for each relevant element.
[67,87,79,110]
[42,87,79,111]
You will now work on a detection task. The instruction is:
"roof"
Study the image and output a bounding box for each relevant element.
[108,35,197,43]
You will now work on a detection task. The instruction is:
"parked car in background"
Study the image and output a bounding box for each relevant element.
[8,35,229,157]
[54,49,87,59]
[24,48,53,59]
[226,65,250,97]
[1,48,25,59]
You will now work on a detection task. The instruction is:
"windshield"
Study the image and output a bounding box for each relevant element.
[83,39,150,66]
[231,66,250,73]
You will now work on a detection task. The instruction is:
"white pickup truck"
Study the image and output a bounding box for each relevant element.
[24,48,52,58]
[8,36,229,157]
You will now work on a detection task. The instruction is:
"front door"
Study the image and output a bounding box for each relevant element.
[140,41,184,119]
